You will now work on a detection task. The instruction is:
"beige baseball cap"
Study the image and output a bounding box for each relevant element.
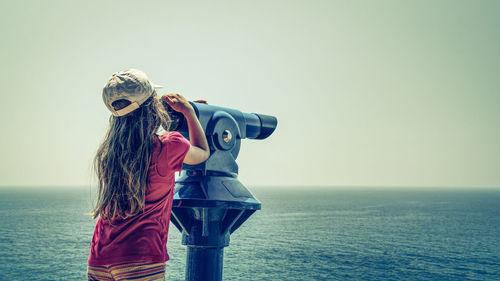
[102,69,163,117]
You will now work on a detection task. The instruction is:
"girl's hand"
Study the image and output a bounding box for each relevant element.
[193,99,208,104]
[162,94,194,116]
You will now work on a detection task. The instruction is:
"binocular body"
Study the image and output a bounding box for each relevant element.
[164,101,277,175]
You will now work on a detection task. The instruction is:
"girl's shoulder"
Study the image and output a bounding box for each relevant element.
[155,131,191,174]
[158,131,188,144]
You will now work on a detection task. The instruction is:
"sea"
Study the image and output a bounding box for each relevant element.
[0,186,499,281]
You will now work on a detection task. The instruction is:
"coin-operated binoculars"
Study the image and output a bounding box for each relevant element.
[166,101,277,281]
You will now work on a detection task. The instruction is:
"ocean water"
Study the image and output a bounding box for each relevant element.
[0,187,499,281]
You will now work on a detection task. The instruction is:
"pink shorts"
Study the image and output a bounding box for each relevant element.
[87,261,165,281]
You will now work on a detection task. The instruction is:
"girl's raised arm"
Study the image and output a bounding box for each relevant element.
[162,94,210,165]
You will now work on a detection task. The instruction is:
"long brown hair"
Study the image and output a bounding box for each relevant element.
[92,93,171,220]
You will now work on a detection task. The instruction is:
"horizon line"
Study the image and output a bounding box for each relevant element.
[0,185,499,190]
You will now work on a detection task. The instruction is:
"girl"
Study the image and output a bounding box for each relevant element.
[87,69,210,281]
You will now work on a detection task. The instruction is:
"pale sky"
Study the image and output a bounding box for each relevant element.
[0,0,498,188]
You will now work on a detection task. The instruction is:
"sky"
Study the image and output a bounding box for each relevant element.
[0,0,498,188]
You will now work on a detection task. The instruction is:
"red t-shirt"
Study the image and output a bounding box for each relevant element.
[88,132,190,266]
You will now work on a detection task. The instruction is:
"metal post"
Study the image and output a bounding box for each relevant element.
[185,247,224,281]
